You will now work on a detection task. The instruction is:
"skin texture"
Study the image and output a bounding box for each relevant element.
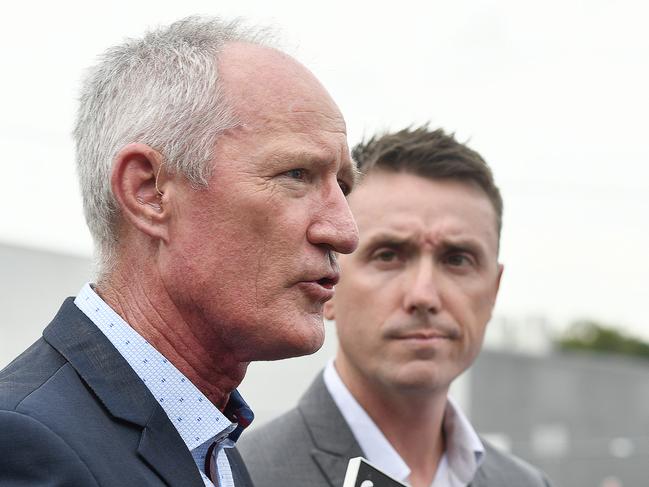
[100,42,358,409]
[324,170,502,487]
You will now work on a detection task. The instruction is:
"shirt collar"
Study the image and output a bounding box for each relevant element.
[324,359,484,486]
[74,283,254,453]
[223,389,254,442]
[442,396,485,484]
[324,360,410,481]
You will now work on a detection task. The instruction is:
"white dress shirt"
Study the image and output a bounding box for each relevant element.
[324,360,484,487]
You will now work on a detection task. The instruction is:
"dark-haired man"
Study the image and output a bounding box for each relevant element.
[239,127,551,487]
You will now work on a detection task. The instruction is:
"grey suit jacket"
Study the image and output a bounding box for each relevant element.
[238,373,551,487]
[0,298,253,487]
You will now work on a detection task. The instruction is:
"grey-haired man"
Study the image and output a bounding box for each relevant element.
[0,16,358,487]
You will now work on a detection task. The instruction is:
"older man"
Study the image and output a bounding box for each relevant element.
[239,127,551,487]
[0,17,357,487]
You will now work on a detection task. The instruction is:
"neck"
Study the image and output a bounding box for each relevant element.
[96,264,247,410]
[337,362,448,487]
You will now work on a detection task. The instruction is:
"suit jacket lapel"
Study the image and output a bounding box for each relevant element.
[137,406,205,486]
[226,448,254,487]
[43,298,203,487]
[298,373,364,487]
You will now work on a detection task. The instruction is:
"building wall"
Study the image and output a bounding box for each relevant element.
[471,349,649,487]
[0,242,93,368]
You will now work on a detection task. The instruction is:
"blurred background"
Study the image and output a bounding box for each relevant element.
[1,1,648,485]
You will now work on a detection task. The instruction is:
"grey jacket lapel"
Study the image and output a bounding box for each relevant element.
[468,468,485,487]
[298,373,364,487]
[43,298,203,487]
[226,447,255,487]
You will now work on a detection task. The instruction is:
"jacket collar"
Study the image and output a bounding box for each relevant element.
[43,298,204,487]
[298,372,364,487]
[299,372,491,487]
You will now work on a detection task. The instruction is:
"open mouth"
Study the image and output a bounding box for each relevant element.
[316,276,338,289]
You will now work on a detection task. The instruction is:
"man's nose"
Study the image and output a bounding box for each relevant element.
[403,259,442,314]
[306,186,359,254]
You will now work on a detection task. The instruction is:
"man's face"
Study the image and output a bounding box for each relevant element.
[326,170,502,395]
[161,44,358,362]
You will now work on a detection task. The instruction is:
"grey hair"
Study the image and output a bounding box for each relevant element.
[74,16,273,275]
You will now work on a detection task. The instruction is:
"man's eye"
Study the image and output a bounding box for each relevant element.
[284,168,306,180]
[372,249,398,262]
[445,253,472,267]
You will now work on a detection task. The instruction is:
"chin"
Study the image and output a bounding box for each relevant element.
[259,339,324,361]
[386,362,456,394]
[257,319,325,361]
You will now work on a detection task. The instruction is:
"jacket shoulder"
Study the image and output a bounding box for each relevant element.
[0,337,67,411]
[0,408,100,486]
[239,372,364,487]
[239,405,341,487]
[238,407,310,466]
[475,440,552,486]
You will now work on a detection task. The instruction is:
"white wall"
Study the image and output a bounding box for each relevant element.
[0,243,93,368]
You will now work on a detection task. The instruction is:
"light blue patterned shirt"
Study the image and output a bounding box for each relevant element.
[74,283,252,487]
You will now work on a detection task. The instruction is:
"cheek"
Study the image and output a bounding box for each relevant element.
[250,203,311,259]
[336,317,382,369]
[448,277,496,318]
[468,286,498,328]
[215,203,302,270]
[350,270,399,304]
[455,301,491,357]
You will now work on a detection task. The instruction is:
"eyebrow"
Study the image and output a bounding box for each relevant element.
[362,231,415,249]
[441,238,487,256]
[363,231,487,255]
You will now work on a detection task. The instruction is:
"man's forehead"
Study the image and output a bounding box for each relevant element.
[361,224,485,246]
[249,109,347,135]
[218,42,343,129]
[349,172,499,246]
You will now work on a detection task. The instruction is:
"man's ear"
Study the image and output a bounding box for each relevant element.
[110,143,170,243]
[324,298,336,321]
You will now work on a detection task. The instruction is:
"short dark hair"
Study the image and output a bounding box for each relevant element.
[352,125,503,236]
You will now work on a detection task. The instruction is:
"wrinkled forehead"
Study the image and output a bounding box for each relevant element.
[349,171,500,250]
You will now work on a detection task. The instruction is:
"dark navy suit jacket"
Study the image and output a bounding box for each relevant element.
[0,298,253,487]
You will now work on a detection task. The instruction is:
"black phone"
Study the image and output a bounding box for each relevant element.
[342,457,408,487]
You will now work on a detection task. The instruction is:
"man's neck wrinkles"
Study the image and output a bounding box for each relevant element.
[96,270,243,410]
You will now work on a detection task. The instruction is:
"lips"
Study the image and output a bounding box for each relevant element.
[295,270,339,303]
[299,267,339,288]
[397,330,452,340]
[386,322,460,341]
[314,273,339,289]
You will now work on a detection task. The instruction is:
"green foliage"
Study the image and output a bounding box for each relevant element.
[557,320,649,361]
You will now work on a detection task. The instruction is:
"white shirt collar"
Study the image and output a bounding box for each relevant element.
[324,360,484,486]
